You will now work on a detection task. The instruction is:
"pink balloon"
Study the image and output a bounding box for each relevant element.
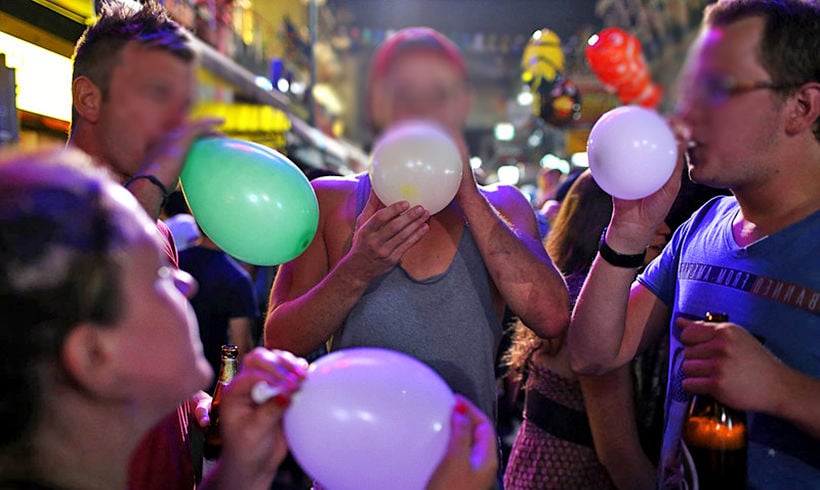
[284,348,455,490]
[587,106,678,199]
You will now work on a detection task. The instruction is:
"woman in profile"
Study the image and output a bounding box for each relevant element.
[0,149,305,490]
[504,171,670,490]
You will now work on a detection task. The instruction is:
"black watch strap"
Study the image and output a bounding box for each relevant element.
[598,228,646,268]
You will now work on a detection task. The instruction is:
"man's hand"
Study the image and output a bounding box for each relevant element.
[345,189,430,282]
[606,136,685,253]
[126,117,223,218]
[137,117,224,191]
[678,316,785,413]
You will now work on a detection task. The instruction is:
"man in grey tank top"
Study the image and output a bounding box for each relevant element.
[265,26,569,487]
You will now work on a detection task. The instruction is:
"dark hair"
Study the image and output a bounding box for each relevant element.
[0,149,127,451]
[544,171,612,277]
[505,171,612,379]
[704,0,820,140]
[71,0,195,126]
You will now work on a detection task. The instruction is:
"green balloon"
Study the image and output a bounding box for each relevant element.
[180,137,319,266]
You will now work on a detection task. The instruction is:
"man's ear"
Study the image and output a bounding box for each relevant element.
[785,82,820,136]
[72,76,102,124]
[60,324,119,396]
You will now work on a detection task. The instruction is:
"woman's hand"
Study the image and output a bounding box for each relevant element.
[426,395,498,490]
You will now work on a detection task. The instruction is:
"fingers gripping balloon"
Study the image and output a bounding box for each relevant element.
[180,138,319,266]
[586,106,678,200]
[283,348,455,490]
[369,121,463,215]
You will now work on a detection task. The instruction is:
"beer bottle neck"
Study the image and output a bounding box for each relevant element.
[217,359,238,384]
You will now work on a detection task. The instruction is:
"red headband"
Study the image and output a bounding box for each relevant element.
[368,27,467,85]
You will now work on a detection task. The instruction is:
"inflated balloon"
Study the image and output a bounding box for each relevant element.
[180,137,318,265]
[521,28,565,86]
[619,80,664,108]
[536,76,582,127]
[587,106,678,199]
[585,27,632,86]
[369,120,463,215]
[284,348,455,490]
[636,83,663,108]
[616,74,651,101]
[586,28,662,109]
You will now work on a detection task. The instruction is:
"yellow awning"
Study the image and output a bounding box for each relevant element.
[0,31,72,122]
[36,0,95,23]
[193,101,291,134]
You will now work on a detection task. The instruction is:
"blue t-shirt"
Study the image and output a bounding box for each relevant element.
[638,196,820,489]
[179,246,258,391]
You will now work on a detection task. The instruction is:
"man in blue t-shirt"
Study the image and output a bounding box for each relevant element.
[567,1,820,489]
[179,232,257,391]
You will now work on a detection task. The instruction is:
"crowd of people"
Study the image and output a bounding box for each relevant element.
[0,0,817,489]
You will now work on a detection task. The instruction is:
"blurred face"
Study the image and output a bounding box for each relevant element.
[376,51,471,134]
[675,17,789,190]
[95,42,195,177]
[103,184,211,411]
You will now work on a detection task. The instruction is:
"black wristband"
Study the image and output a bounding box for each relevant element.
[598,228,646,268]
[123,174,170,206]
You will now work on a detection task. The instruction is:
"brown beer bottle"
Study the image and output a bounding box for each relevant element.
[203,345,239,468]
[682,313,747,489]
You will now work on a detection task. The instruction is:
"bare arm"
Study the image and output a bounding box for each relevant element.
[568,155,683,374]
[265,178,430,355]
[580,365,656,490]
[441,131,566,338]
[569,257,670,375]
[772,369,820,439]
[458,183,568,339]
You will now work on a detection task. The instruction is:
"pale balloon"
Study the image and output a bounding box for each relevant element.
[369,120,463,214]
[284,347,455,490]
[586,106,678,199]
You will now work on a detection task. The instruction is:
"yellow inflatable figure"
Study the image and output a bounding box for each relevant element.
[521,28,564,91]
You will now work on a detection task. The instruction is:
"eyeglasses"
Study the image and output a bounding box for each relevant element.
[684,75,800,106]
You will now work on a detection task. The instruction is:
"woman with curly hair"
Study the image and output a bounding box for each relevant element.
[503,170,670,490]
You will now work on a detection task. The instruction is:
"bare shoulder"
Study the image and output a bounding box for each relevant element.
[311,173,362,194]
[479,183,533,216]
[311,173,364,207]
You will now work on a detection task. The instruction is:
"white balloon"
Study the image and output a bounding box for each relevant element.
[369,120,463,214]
[586,106,678,199]
[284,347,455,490]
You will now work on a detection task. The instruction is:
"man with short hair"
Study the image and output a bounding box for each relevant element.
[568,1,820,487]
[266,25,568,434]
[68,1,220,488]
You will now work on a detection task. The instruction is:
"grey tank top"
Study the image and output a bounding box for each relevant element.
[330,177,503,419]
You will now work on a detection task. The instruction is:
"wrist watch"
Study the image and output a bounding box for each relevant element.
[598,227,646,268]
